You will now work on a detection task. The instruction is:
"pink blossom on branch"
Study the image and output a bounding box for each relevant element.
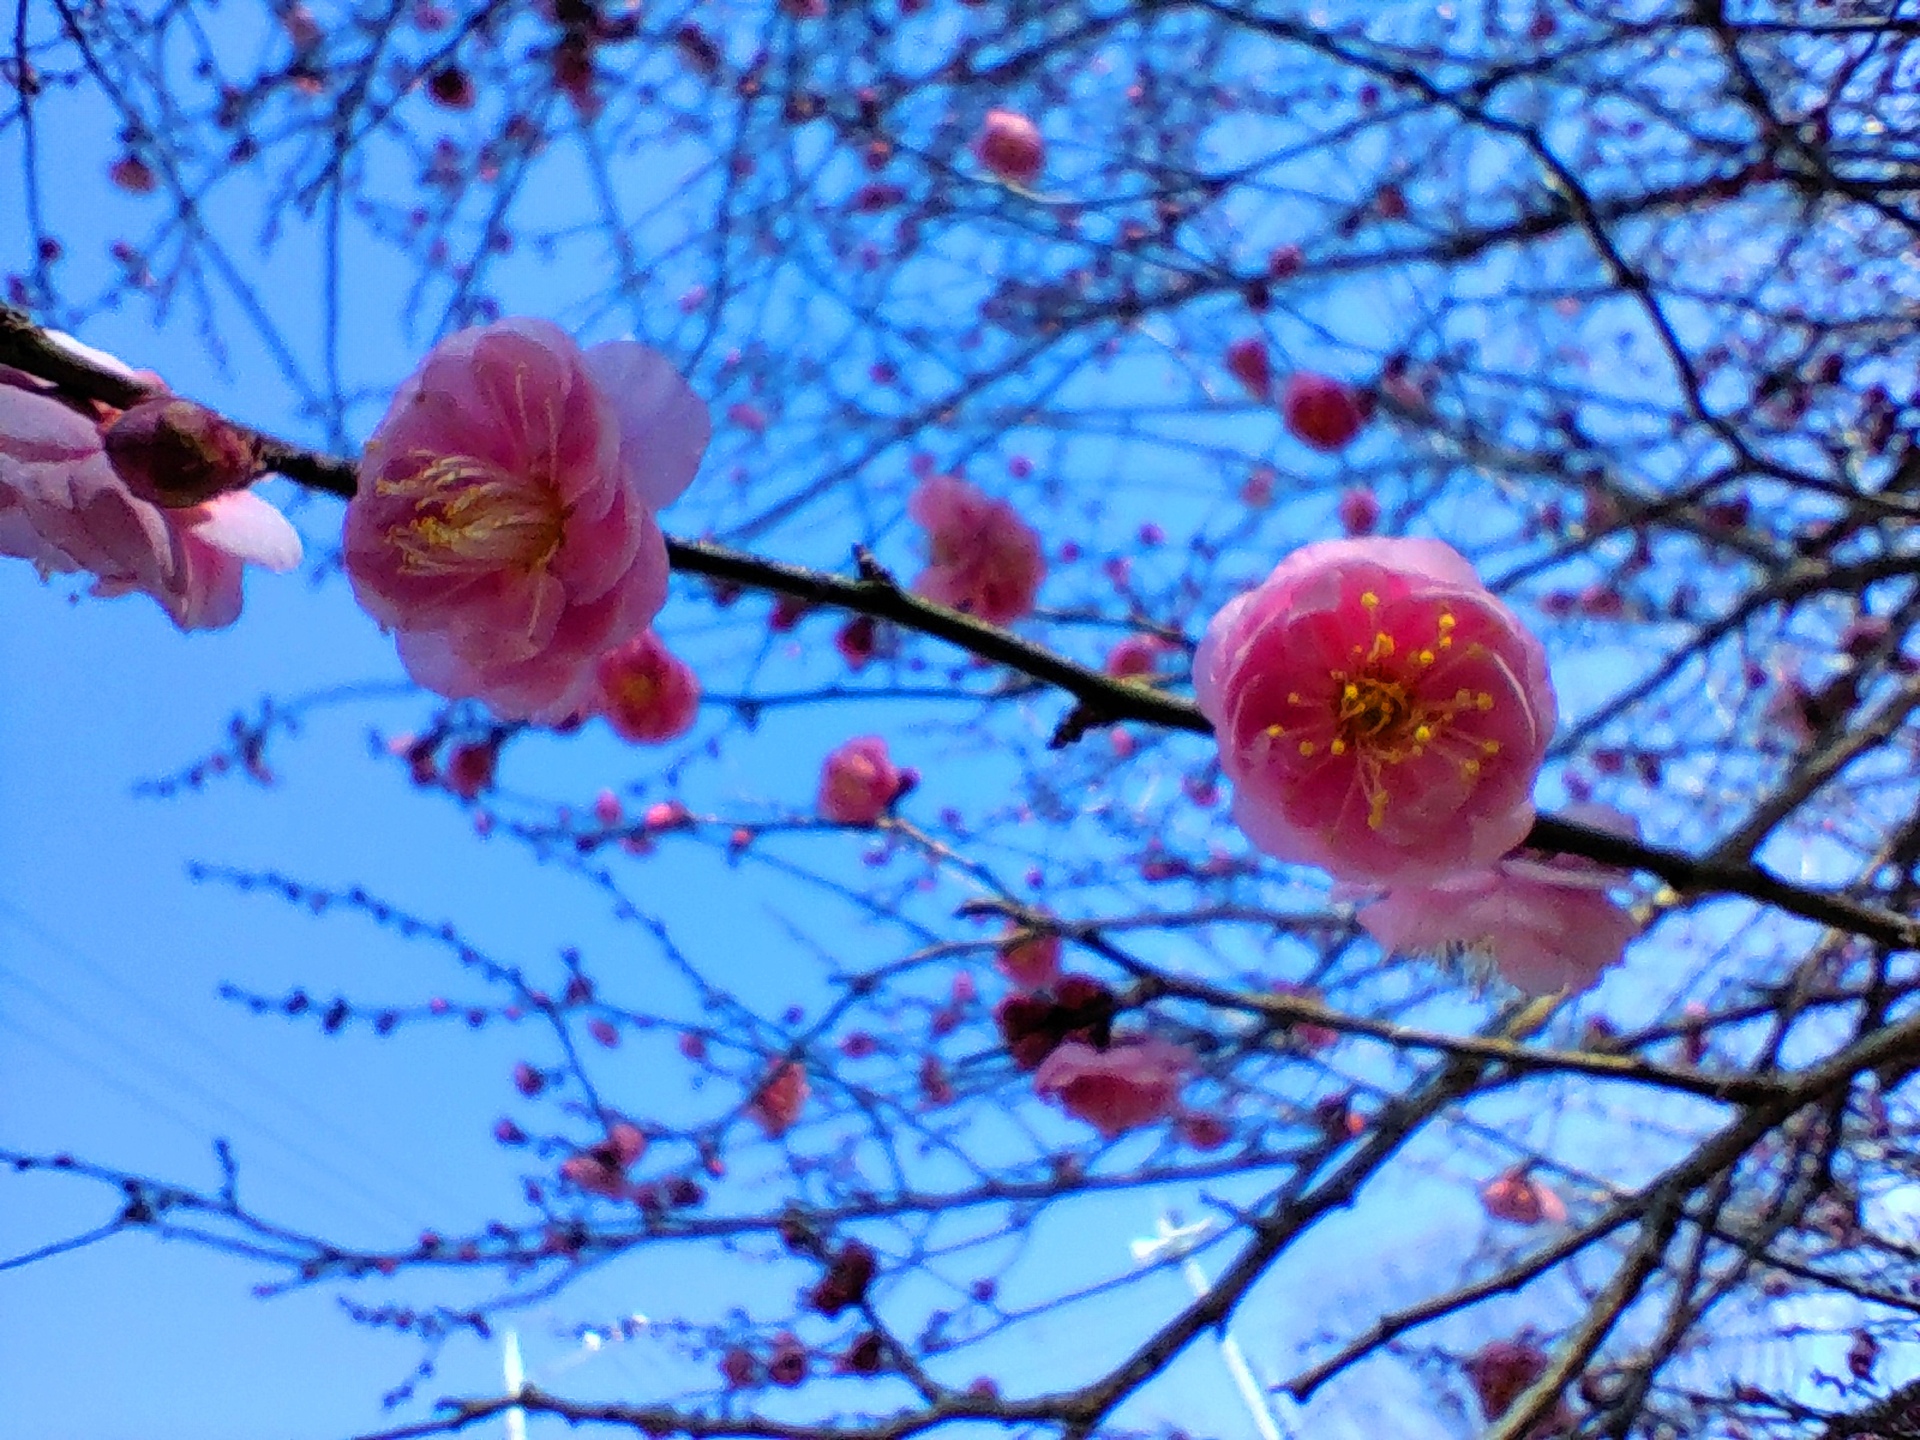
[1480,1168,1569,1226]
[751,1061,810,1138]
[1465,1337,1574,1439]
[595,629,701,743]
[1033,1039,1193,1137]
[0,370,300,630]
[907,473,1045,626]
[1352,807,1640,996]
[344,318,710,723]
[1194,537,1555,885]
[818,735,911,824]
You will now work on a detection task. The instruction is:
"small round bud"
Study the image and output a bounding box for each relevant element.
[103,398,259,507]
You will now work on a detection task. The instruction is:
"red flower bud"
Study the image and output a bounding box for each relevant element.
[102,398,260,507]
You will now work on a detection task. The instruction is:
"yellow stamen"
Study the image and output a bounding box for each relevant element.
[380,454,565,577]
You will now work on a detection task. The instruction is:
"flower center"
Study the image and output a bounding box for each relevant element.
[1337,675,1413,743]
[610,669,660,712]
[379,454,565,577]
[1261,592,1504,830]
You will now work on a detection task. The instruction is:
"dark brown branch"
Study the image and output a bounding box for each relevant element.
[6,303,1917,952]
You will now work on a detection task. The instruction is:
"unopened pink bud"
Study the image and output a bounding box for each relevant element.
[974,110,1044,186]
[103,398,259,507]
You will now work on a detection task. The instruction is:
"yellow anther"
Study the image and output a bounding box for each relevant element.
[1344,682,1361,701]
[1461,758,1481,777]
[1414,724,1432,743]
[1329,738,1347,756]
[1416,648,1435,665]
[1437,612,1456,630]
[1475,691,1494,711]
[1360,590,1379,608]
[1265,723,1286,739]
[1298,740,1317,757]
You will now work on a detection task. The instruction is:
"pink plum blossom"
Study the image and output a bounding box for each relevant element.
[1033,1039,1193,1137]
[344,318,710,723]
[818,736,909,824]
[1352,805,1639,996]
[0,368,300,630]
[752,1061,809,1138]
[1195,537,1555,885]
[907,474,1045,626]
[595,629,701,743]
[1480,1168,1569,1226]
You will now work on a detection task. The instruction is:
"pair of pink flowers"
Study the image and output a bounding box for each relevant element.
[0,340,301,630]
[344,318,710,727]
[1198,537,1636,995]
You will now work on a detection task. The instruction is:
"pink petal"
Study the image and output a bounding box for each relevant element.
[583,341,712,510]
[179,491,302,572]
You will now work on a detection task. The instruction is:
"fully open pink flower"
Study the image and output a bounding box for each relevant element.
[1195,537,1554,884]
[1033,1039,1193,1137]
[907,474,1045,626]
[0,370,300,630]
[595,629,701,743]
[818,735,909,824]
[1353,805,1638,996]
[345,319,710,723]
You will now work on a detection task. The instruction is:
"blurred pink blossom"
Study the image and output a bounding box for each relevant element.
[818,735,908,824]
[559,1120,648,1199]
[1033,1039,1193,1137]
[996,929,1062,991]
[1195,537,1554,885]
[1465,1337,1573,1438]
[0,369,300,630]
[344,318,709,723]
[1281,372,1368,452]
[907,473,1045,626]
[1104,633,1173,679]
[752,1061,810,1138]
[974,110,1044,185]
[1479,1167,1569,1225]
[596,629,701,743]
[1352,806,1639,996]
